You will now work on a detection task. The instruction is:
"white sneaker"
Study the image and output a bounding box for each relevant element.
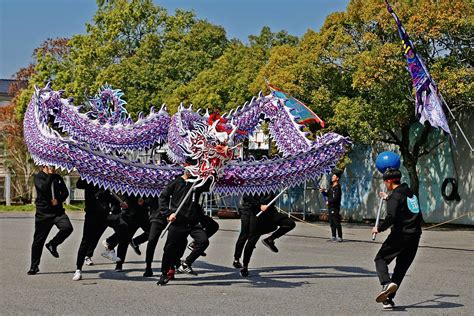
[72,270,82,281]
[102,239,110,250]
[101,249,121,262]
[84,256,94,266]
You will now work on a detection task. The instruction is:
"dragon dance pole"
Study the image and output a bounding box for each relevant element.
[372,192,385,241]
[111,191,124,204]
[51,181,55,200]
[256,187,289,217]
[160,182,198,239]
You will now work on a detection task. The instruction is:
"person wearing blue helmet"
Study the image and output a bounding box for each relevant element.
[372,168,423,309]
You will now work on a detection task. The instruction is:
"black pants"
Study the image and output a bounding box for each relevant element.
[173,215,219,267]
[234,212,258,263]
[258,211,296,239]
[374,233,420,298]
[76,212,128,270]
[145,218,167,269]
[239,211,296,267]
[328,209,342,238]
[30,213,73,269]
[200,215,219,239]
[113,211,150,265]
[161,223,209,274]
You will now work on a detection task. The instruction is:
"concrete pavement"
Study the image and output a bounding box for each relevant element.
[0,211,472,315]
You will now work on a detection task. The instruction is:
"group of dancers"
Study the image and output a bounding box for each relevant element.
[26,163,297,284]
[26,165,422,309]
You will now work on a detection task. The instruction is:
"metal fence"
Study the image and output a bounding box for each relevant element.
[0,174,85,205]
[201,181,328,219]
[1,174,328,217]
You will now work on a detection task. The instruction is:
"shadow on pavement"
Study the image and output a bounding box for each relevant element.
[391,294,463,311]
[168,262,377,289]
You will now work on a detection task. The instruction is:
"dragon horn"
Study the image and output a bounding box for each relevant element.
[211,119,220,130]
[228,125,238,146]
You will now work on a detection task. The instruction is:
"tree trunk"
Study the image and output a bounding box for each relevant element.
[398,124,420,197]
[402,154,419,197]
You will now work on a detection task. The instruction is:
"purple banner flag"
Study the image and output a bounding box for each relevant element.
[385,1,451,136]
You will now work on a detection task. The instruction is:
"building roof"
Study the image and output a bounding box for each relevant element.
[0,79,26,95]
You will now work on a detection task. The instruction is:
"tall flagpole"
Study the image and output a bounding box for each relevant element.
[439,94,474,152]
[372,192,385,240]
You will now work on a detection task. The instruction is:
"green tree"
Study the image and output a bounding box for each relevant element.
[168,27,299,112]
[16,0,229,118]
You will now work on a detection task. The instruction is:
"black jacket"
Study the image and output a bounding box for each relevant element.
[34,171,69,217]
[378,183,422,236]
[327,183,341,212]
[76,179,115,214]
[240,193,277,215]
[158,176,210,224]
[148,196,164,222]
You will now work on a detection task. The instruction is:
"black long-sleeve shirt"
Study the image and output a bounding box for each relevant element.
[326,183,341,212]
[240,193,277,215]
[158,176,210,224]
[378,183,422,236]
[148,196,164,222]
[34,171,69,217]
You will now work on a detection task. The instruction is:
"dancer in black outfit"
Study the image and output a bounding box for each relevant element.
[72,179,128,280]
[113,195,151,271]
[28,166,73,275]
[233,192,296,277]
[320,170,343,241]
[372,168,423,309]
[156,171,211,286]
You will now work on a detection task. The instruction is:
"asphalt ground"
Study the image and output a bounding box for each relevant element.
[0,211,472,315]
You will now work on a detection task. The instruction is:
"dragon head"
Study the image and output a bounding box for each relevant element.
[33,83,66,124]
[180,120,236,190]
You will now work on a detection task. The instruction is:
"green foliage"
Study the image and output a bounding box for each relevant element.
[166,27,299,112]
[16,0,229,118]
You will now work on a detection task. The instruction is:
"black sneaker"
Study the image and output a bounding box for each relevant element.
[45,243,59,258]
[262,237,278,253]
[115,263,123,272]
[187,241,206,257]
[143,268,153,277]
[376,282,398,303]
[156,274,169,286]
[129,240,141,256]
[27,267,39,275]
[233,260,243,269]
[178,262,198,275]
[382,298,395,309]
[240,267,249,277]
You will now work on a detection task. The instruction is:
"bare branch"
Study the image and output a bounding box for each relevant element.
[417,139,446,158]
[413,125,432,157]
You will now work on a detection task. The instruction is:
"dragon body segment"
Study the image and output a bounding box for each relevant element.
[24,83,350,196]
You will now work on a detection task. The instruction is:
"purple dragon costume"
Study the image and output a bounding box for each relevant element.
[23,83,350,196]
